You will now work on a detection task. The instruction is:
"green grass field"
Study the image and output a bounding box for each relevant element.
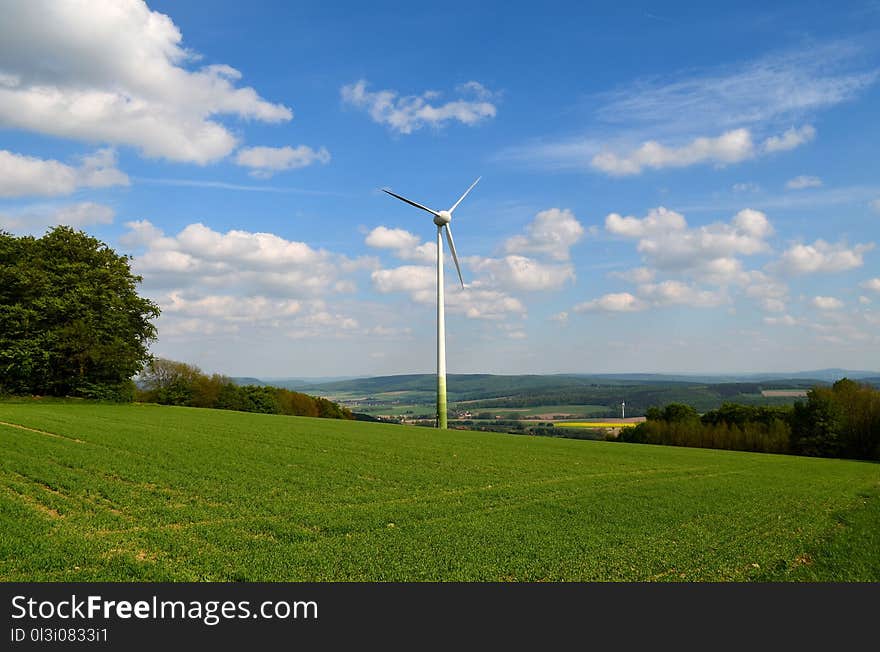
[1,402,878,581]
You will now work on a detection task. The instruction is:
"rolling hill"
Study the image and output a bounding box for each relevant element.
[1,401,878,581]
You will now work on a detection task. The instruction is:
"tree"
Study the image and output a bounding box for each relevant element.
[138,358,204,405]
[0,227,159,399]
[790,387,843,457]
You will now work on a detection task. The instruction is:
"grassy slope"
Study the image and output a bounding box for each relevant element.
[1,402,878,581]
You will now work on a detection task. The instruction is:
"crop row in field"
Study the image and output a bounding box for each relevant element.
[1,402,878,581]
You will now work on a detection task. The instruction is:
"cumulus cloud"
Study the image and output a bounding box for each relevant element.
[575,281,726,314]
[119,221,375,342]
[785,174,822,190]
[574,292,646,313]
[764,314,799,326]
[861,278,880,293]
[0,148,128,197]
[371,265,435,294]
[609,267,656,283]
[811,296,844,311]
[122,220,373,297]
[467,255,575,292]
[636,281,727,307]
[605,206,687,238]
[0,201,115,233]
[364,226,436,263]
[370,264,525,320]
[0,0,291,163]
[773,239,874,275]
[762,125,816,153]
[606,207,773,273]
[234,145,330,178]
[743,271,790,312]
[591,128,756,175]
[588,125,815,176]
[341,79,497,134]
[161,292,303,321]
[504,208,585,260]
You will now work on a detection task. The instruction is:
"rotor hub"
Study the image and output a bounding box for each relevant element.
[434,210,451,226]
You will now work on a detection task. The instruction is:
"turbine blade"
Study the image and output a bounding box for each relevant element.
[448,176,481,214]
[445,224,464,288]
[381,188,439,216]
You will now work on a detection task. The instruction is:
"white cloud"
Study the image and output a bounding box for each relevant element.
[733,182,760,193]
[550,311,568,323]
[371,265,434,294]
[589,125,816,176]
[122,220,373,298]
[504,208,585,260]
[364,226,436,263]
[591,128,757,175]
[761,298,787,313]
[774,239,874,275]
[0,148,128,197]
[574,292,646,313]
[764,314,799,326]
[861,278,880,293]
[468,255,575,292]
[606,207,773,272]
[120,221,373,343]
[500,40,874,174]
[744,271,790,312]
[0,201,115,233]
[859,295,872,305]
[341,79,497,134]
[0,0,291,163]
[785,175,823,190]
[594,43,874,132]
[609,267,656,283]
[636,281,727,307]
[235,145,330,178]
[370,265,525,320]
[762,125,816,153]
[811,296,844,311]
[161,292,302,321]
[605,206,687,238]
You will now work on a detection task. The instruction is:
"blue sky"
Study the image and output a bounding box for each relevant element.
[1,0,879,376]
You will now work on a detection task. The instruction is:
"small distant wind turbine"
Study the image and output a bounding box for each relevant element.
[621,401,626,419]
[382,177,481,429]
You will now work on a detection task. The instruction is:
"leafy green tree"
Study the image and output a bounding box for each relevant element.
[0,227,159,399]
[791,388,843,457]
[662,403,699,422]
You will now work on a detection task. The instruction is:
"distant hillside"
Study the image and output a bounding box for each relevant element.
[263,371,879,417]
[289,371,878,395]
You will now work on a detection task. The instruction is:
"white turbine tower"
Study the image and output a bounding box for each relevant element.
[382,177,481,429]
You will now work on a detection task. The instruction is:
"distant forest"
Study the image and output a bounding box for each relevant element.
[618,379,880,462]
[137,359,353,420]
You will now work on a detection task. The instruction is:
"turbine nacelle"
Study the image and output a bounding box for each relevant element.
[433,210,452,226]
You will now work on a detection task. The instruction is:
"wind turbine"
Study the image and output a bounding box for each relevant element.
[382,177,481,429]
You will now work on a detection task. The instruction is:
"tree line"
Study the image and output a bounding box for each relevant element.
[137,358,353,419]
[618,379,880,461]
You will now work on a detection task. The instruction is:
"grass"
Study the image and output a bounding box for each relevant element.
[1,401,878,581]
